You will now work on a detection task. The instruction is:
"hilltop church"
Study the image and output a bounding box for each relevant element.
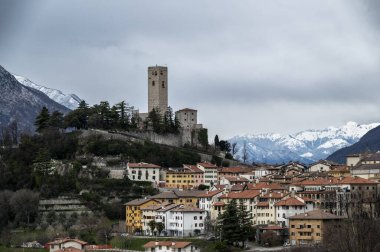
[139,65,205,147]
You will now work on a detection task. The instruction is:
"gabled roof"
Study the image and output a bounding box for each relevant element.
[184,164,204,173]
[128,162,160,168]
[141,203,172,211]
[46,238,88,246]
[288,209,344,220]
[198,189,224,198]
[219,190,260,199]
[275,197,305,206]
[231,184,244,191]
[125,198,158,206]
[143,241,192,249]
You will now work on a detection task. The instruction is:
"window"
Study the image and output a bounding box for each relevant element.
[152,81,155,86]
[291,225,295,228]
[162,81,165,88]
[194,216,197,220]
[317,225,320,228]
[195,223,197,227]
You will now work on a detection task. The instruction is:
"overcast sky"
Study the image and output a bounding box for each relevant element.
[1,0,380,139]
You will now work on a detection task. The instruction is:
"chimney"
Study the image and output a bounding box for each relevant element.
[172,242,176,247]
[155,241,159,246]
[304,213,308,217]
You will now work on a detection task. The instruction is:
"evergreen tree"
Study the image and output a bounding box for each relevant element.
[217,199,241,245]
[214,135,220,147]
[237,201,253,247]
[35,107,50,132]
[49,111,64,128]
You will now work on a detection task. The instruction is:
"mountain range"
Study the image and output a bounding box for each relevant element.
[13,74,82,110]
[327,125,380,164]
[0,65,70,137]
[229,121,380,165]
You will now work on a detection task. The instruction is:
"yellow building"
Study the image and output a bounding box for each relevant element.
[288,209,343,246]
[165,166,204,189]
[125,198,159,234]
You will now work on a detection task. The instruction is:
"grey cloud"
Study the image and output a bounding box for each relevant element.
[1,0,380,137]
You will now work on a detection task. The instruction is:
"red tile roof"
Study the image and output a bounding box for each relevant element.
[275,197,305,206]
[288,210,344,220]
[198,189,224,198]
[219,190,260,199]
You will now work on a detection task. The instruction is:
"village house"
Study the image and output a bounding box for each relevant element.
[275,195,314,227]
[155,205,206,237]
[308,160,341,173]
[350,152,380,180]
[217,166,253,180]
[219,176,249,188]
[254,192,285,225]
[125,198,160,234]
[165,166,204,189]
[127,162,161,185]
[196,162,218,186]
[141,203,171,235]
[46,238,87,252]
[143,241,200,252]
[198,189,224,212]
[288,210,344,246]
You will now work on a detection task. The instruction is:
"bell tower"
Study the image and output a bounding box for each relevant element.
[148,65,168,114]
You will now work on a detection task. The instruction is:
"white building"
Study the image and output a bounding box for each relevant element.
[255,167,270,179]
[198,189,224,212]
[46,238,87,252]
[275,196,314,227]
[197,162,218,186]
[309,160,339,173]
[143,241,200,252]
[157,205,206,237]
[127,162,160,185]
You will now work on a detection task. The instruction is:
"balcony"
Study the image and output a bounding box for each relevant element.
[296,235,313,240]
[297,228,313,232]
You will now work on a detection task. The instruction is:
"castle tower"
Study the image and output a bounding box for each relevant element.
[148,66,168,114]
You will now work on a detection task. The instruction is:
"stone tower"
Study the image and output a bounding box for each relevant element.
[148,66,168,114]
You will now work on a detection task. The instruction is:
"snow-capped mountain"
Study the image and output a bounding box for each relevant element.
[229,122,380,165]
[13,74,82,110]
[0,65,70,136]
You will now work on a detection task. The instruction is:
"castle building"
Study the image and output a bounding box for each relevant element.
[148,65,168,114]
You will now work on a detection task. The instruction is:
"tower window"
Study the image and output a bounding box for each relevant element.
[162,81,165,88]
[160,71,163,75]
[152,81,155,86]
[154,71,157,76]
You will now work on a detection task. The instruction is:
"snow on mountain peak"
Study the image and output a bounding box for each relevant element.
[13,74,82,110]
[229,122,380,164]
